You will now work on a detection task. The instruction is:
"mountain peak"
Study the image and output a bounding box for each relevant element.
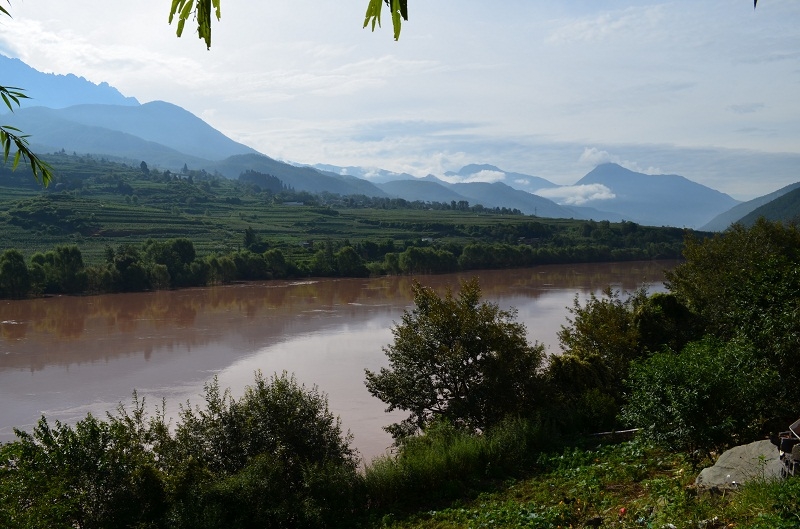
[1,53,139,109]
[454,164,503,176]
[573,163,739,228]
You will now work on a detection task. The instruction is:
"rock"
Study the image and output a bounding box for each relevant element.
[695,440,783,491]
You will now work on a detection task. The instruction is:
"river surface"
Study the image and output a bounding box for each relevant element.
[0,261,675,461]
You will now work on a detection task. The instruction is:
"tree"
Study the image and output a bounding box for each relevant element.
[365,278,545,439]
[0,399,168,529]
[169,372,359,528]
[622,338,778,460]
[665,219,800,421]
[556,287,646,393]
[0,248,30,298]
[143,238,198,287]
[335,245,368,277]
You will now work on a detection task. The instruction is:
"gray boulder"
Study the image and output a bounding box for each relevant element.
[695,440,783,491]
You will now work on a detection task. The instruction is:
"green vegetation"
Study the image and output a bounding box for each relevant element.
[0,153,688,299]
[0,373,359,529]
[365,279,545,439]
[376,439,800,529]
[3,157,799,527]
[0,84,53,185]
[623,338,778,460]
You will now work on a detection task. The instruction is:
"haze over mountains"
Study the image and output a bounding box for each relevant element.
[4,54,797,230]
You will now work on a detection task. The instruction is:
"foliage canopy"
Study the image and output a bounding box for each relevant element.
[665,218,800,421]
[0,372,359,529]
[365,278,545,439]
[622,338,778,459]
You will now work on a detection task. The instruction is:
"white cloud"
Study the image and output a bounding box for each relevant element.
[463,170,506,184]
[578,147,615,166]
[578,147,662,175]
[546,6,664,45]
[536,184,615,206]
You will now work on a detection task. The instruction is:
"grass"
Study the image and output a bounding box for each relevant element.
[363,437,800,529]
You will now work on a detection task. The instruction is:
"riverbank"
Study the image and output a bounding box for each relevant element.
[366,439,799,529]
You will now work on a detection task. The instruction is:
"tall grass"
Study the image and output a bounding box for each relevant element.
[362,417,553,511]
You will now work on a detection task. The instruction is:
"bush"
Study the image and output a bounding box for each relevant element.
[0,373,360,529]
[168,372,360,528]
[622,338,778,459]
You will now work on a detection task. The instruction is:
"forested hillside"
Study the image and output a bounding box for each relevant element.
[737,185,800,226]
[0,153,690,299]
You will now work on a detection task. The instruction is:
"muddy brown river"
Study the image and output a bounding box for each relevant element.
[0,261,675,460]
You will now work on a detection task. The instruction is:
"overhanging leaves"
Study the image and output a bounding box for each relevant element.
[363,0,408,41]
[0,85,52,185]
[168,0,221,50]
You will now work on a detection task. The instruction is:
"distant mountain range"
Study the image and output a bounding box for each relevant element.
[1,55,139,108]
[701,181,800,231]
[573,164,739,228]
[4,53,799,230]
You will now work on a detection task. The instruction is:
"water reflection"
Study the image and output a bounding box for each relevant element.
[0,261,675,459]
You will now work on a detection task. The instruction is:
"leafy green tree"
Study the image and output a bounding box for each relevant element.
[263,248,288,278]
[53,245,88,294]
[398,246,457,274]
[0,400,168,529]
[622,338,778,460]
[109,244,152,292]
[1,373,359,529]
[666,219,800,420]
[169,372,359,528]
[0,248,30,299]
[30,245,89,294]
[634,292,703,355]
[544,353,619,433]
[335,246,368,277]
[365,278,545,439]
[544,287,701,433]
[309,241,337,277]
[144,238,198,287]
[557,287,646,395]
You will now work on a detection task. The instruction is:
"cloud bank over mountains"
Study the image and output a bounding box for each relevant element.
[536,184,616,206]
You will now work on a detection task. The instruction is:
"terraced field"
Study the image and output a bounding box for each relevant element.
[0,154,688,265]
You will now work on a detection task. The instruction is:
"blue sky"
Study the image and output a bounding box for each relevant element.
[1,0,799,200]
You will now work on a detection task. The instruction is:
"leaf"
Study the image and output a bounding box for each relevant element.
[1,85,29,112]
[168,0,183,23]
[391,0,402,40]
[0,125,53,185]
[179,1,193,23]
[363,0,383,31]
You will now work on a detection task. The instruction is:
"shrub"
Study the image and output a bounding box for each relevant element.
[622,338,778,459]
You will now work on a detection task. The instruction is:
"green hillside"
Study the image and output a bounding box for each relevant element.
[738,185,800,226]
[0,153,690,266]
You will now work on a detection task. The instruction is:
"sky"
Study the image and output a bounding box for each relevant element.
[1,0,799,200]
